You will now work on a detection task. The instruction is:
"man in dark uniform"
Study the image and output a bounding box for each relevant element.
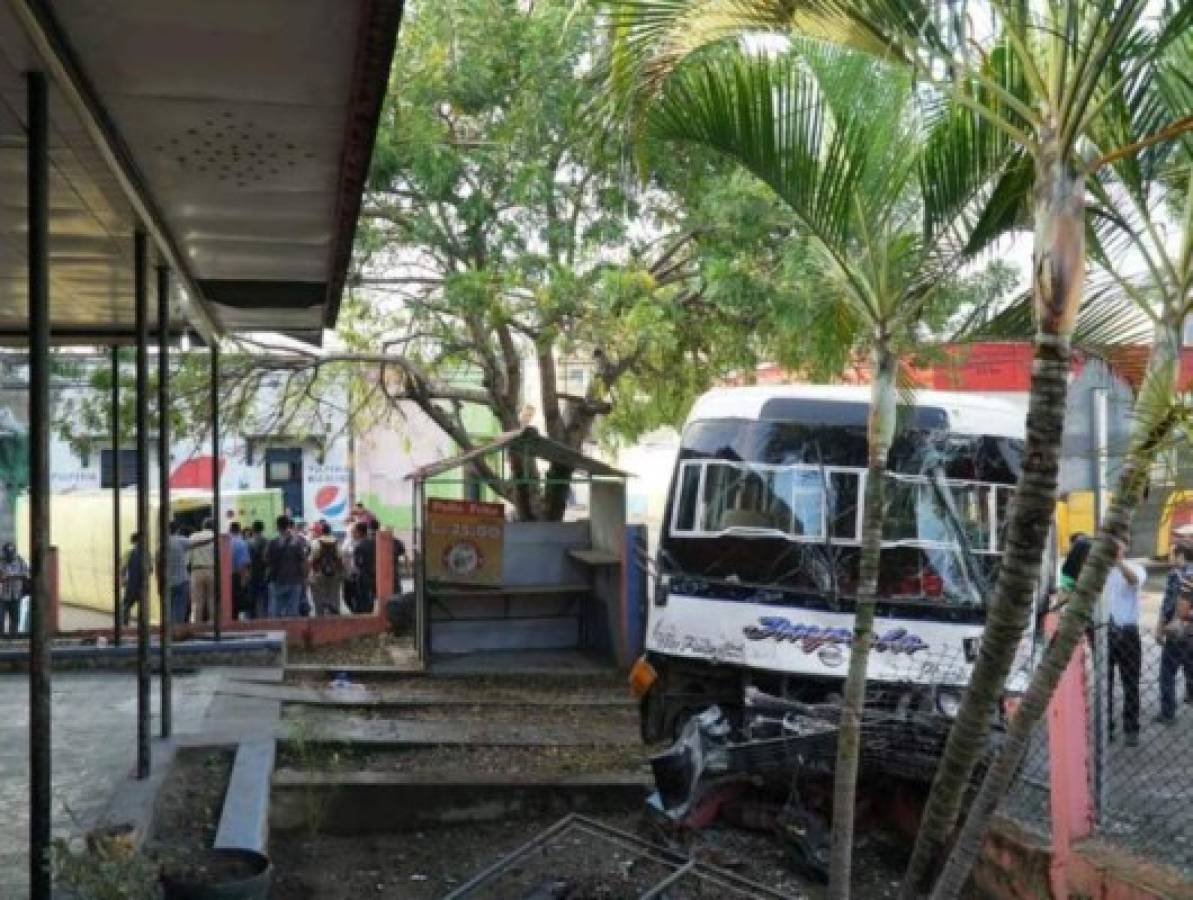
[1156,543,1193,724]
[352,520,376,614]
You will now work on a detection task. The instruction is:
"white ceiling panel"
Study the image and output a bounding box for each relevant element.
[0,0,401,339]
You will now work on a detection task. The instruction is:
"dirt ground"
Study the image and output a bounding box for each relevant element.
[283,671,631,704]
[287,632,415,667]
[276,742,651,778]
[144,747,233,861]
[282,701,639,730]
[267,810,905,899]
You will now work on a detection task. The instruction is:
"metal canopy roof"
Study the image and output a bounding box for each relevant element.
[0,0,401,343]
[407,427,630,483]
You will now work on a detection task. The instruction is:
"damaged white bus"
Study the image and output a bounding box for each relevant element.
[633,384,1044,744]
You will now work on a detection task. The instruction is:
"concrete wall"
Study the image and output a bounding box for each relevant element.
[502,521,590,586]
[1059,357,1136,497]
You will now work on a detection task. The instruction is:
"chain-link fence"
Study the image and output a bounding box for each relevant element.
[1089,619,1193,877]
[1000,715,1051,838]
[999,602,1193,880]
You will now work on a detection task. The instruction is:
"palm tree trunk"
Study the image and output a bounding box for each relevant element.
[828,345,896,899]
[927,319,1183,898]
[901,141,1083,898]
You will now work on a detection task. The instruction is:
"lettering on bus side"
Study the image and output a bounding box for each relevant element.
[742,616,929,656]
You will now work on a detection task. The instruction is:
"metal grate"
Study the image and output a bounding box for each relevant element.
[443,814,796,899]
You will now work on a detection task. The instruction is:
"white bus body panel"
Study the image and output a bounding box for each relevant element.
[646,593,1034,690]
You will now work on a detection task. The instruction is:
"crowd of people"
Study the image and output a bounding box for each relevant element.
[120,501,401,626]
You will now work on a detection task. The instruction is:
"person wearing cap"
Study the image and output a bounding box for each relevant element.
[1156,543,1193,723]
[0,541,28,635]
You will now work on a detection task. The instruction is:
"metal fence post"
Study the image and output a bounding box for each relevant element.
[157,266,172,737]
[210,344,222,640]
[111,346,122,646]
[26,68,53,900]
[134,230,151,779]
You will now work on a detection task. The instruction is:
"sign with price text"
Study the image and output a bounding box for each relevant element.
[425,498,505,585]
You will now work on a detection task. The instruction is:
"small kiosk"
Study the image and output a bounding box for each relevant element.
[407,428,633,668]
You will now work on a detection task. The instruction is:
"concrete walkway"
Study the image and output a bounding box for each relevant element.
[0,667,280,899]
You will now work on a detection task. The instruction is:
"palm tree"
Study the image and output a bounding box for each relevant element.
[598,2,1193,893]
[928,33,1193,896]
[620,43,1013,895]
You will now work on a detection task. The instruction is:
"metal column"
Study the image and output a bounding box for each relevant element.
[211,344,222,641]
[134,230,151,779]
[26,70,52,900]
[156,266,172,737]
[111,346,122,646]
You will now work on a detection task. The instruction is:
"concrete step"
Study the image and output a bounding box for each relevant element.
[270,772,652,834]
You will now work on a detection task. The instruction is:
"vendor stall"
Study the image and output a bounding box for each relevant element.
[407,428,634,667]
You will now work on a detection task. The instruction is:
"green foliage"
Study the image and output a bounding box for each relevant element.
[343,0,837,514]
[50,830,160,900]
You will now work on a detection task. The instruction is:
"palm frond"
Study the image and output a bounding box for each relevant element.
[645,50,897,315]
[961,277,1155,360]
[597,0,933,136]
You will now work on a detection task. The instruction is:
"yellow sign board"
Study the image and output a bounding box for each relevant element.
[425,498,505,585]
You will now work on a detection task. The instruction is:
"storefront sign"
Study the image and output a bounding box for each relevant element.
[425,498,504,585]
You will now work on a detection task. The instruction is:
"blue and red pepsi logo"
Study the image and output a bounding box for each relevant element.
[315,485,347,519]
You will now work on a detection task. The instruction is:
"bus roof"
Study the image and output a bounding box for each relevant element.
[688,384,1027,439]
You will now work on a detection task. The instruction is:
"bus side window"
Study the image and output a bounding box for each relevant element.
[672,464,701,532]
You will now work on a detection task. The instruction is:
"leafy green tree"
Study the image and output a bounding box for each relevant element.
[345,0,795,519]
[598,2,1193,893]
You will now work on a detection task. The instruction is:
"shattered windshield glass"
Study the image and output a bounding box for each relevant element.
[663,413,1022,608]
[673,462,827,538]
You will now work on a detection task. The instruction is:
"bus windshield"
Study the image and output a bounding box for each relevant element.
[662,414,1022,608]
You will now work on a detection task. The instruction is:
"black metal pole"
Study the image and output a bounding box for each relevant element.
[111,346,121,646]
[211,344,221,641]
[26,69,52,900]
[134,230,150,779]
[156,266,171,738]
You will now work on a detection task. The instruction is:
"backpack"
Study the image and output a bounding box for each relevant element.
[316,542,343,578]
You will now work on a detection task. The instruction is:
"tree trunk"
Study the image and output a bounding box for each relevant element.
[828,345,896,899]
[540,461,575,521]
[509,449,538,521]
[927,319,1183,898]
[901,142,1083,897]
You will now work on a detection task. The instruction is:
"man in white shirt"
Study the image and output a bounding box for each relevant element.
[1104,538,1145,746]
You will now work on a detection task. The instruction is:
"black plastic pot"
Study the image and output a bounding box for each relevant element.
[160,848,272,900]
